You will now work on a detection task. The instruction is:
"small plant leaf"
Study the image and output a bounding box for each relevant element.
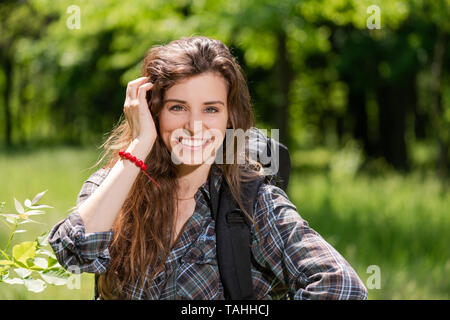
[24,210,45,215]
[13,260,27,268]
[37,249,57,260]
[14,268,32,279]
[0,260,15,266]
[31,190,47,205]
[19,218,45,225]
[6,217,16,224]
[40,269,69,285]
[36,232,49,247]
[14,198,25,214]
[0,213,20,219]
[24,278,46,293]
[46,256,59,268]
[26,205,53,209]
[12,241,37,265]
[0,266,9,276]
[33,257,48,269]
[3,277,24,285]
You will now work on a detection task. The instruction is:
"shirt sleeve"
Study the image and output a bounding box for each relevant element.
[47,168,113,274]
[251,184,368,300]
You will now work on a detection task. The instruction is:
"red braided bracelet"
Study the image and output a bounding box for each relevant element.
[117,150,160,188]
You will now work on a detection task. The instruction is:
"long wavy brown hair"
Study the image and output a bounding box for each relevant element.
[89,36,264,299]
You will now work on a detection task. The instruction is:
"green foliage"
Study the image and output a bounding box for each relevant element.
[1,0,448,176]
[0,191,72,293]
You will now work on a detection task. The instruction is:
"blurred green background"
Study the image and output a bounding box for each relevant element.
[0,0,449,299]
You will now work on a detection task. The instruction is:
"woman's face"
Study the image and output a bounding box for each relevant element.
[158,72,230,166]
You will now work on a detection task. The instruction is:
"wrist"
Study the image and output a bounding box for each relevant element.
[128,138,152,160]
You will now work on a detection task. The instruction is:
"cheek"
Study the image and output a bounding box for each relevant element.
[207,115,229,147]
[210,109,229,129]
[207,116,227,129]
[158,112,183,147]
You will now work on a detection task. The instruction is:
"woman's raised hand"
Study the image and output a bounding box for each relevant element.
[123,77,157,152]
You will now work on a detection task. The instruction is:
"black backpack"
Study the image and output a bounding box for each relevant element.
[208,135,291,300]
[94,132,291,300]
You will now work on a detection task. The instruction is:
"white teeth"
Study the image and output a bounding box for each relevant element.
[178,137,211,147]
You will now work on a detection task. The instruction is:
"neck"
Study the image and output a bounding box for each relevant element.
[176,163,212,199]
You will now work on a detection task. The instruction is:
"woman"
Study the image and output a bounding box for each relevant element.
[48,36,368,300]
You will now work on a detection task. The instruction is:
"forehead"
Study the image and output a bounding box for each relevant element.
[165,72,228,101]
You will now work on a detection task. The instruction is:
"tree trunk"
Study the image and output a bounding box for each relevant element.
[17,64,28,146]
[429,30,448,179]
[2,54,13,148]
[348,87,373,155]
[377,83,409,171]
[274,30,293,149]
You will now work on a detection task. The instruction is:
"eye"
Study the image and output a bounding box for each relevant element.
[169,105,185,111]
[205,107,219,113]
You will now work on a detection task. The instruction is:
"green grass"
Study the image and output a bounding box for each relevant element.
[0,145,449,299]
[287,170,450,299]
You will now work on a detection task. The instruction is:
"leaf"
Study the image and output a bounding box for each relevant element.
[33,257,48,269]
[3,277,24,285]
[14,198,24,214]
[37,249,57,260]
[13,260,27,268]
[24,210,45,215]
[40,269,69,286]
[36,232,49,247]
[31,190,47,205]
[0,266,9,276]
[24,278,46,293]
[26,205,53,210]
[18,218,45,225]
[6,217,16,224]
[12,241,37,265]
[46,256,59,268]
[14,268,32,279]
[0,213,20,219]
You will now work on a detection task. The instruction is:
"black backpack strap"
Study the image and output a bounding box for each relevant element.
[260,138,291,192]
[94,274,99,300]
[210,173,264,300]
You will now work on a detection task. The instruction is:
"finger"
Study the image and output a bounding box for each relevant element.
[137,82,154,108]
[126,77,149,100]
[125,77,150,108]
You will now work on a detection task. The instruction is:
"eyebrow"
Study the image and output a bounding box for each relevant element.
[163,99,225,106]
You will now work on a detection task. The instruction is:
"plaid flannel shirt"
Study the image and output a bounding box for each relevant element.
[48,166,368,300]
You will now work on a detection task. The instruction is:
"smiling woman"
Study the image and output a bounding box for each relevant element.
[47,36,367,300]
[159,72,229,167]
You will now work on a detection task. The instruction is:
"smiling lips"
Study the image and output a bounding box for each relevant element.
[175,136,213,150]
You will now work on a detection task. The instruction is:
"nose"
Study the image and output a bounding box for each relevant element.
[184,111,205,137]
